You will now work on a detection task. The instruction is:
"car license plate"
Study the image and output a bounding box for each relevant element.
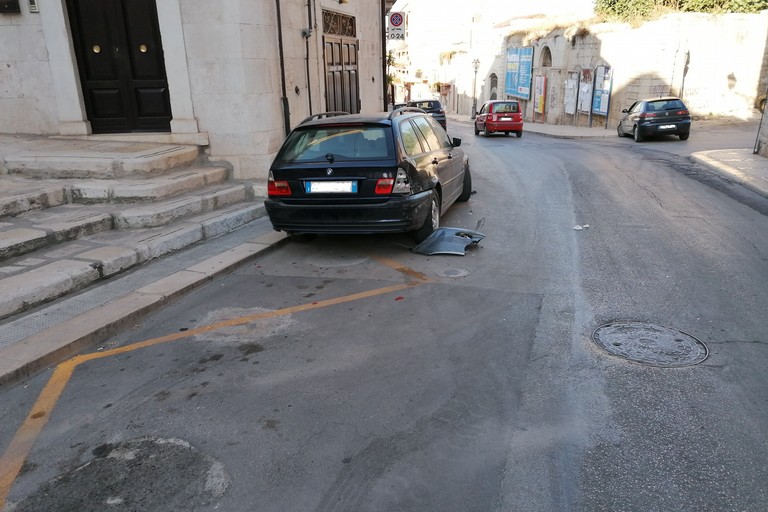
[659,124,676,130]
[305,181,357,193]
[500,117,511,121]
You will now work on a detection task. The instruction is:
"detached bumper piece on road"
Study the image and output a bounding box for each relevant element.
[412,227,485,256]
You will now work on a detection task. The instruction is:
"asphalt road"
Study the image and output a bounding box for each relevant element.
[1,121,767,511]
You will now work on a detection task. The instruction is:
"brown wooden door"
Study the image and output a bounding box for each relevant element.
[66,0,171,133]
[324,36,360,114]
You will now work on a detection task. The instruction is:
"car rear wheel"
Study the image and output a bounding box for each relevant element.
[474,124,479,136]
[414,193,440,242]
[516,131,523,138]
[633,126,644,143]
[458,167,472,202]
[679,133,690,141]
[617,124,625,137]
[483,125,491,137]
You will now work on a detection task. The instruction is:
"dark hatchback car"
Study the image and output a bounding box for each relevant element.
[406,99,447,129]
[617,96,691,142]
[265,108,471,241]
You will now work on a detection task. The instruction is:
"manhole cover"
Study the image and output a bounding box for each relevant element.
[591,322,708,367]
[9,437,229,511]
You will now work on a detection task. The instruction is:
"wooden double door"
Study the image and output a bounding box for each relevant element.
[67,0,172,133]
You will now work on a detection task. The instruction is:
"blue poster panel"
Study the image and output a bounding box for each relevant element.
[592,66,612,116]
[505,47,534,99]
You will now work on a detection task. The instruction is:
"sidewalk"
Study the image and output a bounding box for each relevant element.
[1,122,767,387]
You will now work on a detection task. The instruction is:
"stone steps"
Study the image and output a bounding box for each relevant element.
[0,139,268,321]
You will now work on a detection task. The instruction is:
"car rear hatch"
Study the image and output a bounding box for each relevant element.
[490,102,522,123]
[643,99,690,126]
[268,123,398,204]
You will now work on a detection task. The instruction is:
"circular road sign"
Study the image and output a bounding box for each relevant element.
[390,13,403,27]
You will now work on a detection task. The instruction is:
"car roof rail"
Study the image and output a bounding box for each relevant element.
[300,111,350,124]
[388,107,426,120]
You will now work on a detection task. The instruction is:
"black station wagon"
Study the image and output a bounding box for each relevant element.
[264,109,472,241]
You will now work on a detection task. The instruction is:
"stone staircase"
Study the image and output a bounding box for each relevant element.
[0,139,265,321]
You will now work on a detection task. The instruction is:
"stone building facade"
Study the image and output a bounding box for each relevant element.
[480,12,768,130]
[0,0,393,180]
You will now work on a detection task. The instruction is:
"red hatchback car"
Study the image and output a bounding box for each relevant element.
[474,100,523,137]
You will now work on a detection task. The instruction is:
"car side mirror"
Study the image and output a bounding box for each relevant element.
[452,137,462,147]
[622,108,629,113]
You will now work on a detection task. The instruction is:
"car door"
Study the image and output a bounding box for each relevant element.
[413,116,463,206]
[475,102,489,130]
[626,101,644,132]
[411,116,456,204]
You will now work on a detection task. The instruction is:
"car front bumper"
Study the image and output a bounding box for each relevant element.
[264,190,434,234]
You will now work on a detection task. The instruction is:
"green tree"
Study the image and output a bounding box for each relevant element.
[595,0,768,19]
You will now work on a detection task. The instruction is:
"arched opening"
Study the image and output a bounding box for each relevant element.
[541,46,552,68]
[489,73,498,100]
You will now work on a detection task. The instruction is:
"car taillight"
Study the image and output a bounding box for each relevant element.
[376,169,411,195]
[267,171,291,196]
[676,109,689,115]
[375,178,394,195]
[638,113,658,119]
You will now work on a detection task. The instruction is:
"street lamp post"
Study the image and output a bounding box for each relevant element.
[471,59,480,119]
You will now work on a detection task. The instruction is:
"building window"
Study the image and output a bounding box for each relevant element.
[323,10,356,37]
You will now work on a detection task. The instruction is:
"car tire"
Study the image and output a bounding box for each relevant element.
[458,166,472,202]
[617,124,625,137]
[516,131,523,138]
[474,124,479,136]
[679,133,690,141]
[414,193,440,242]
[633,126,644,143]
[483,125,491,137]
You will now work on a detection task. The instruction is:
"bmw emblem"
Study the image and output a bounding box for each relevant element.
[326,168,334,176]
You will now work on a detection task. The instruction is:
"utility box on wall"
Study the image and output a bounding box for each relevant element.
[0,0,21,13]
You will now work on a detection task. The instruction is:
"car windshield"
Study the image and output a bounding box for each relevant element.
[647,99,686,111]
[492,102,518,113]
[276,126,391,163]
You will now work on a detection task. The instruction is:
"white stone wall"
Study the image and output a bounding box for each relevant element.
[0,5,58,133]
[494,12,768,127]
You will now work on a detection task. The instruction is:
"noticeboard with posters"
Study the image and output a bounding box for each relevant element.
[592,66,612,116]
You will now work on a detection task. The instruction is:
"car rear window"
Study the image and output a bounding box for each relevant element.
[492,102,519,113]
[275,126,392,163]
[408,101,441,110]
[647,99,686,111]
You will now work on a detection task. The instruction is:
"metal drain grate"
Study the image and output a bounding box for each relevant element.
[591,322,708,367]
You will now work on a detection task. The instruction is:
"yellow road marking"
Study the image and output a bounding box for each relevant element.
[0,276,427,507]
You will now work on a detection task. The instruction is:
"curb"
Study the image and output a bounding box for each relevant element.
[0,230,287,388]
